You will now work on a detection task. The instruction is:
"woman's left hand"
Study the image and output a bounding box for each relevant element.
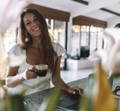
[67,86,84,95]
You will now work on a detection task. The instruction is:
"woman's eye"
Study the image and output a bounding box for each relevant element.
[34,18,39,22]
[25,22,31,25]
[24,18,39,26]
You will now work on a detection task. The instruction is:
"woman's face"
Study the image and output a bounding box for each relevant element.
[23,13,42,38]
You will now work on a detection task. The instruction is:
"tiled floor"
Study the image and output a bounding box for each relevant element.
[61,68,94,83]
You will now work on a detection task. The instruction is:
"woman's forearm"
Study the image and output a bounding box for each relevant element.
[5,69,28,87]
[52,75,70,90]
[52,56,70,90]
[6,74,24,87]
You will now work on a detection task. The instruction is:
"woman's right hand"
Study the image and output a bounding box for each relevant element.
[26,69,37,79]
[67,86,84,95]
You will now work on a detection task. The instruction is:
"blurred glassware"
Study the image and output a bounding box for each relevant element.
[0,0,29,80]
[93,62,116,111]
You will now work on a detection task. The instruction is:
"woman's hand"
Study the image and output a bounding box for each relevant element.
[67,86,84,95]
[26,69,37,79]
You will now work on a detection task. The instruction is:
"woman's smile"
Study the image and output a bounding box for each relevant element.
[32,26,41,34]
[23,13,41,37]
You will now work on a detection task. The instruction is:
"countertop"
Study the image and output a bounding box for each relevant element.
[23,71,120,111]
[24,77,89,111]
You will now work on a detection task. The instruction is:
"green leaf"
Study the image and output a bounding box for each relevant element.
[45,87,61,111]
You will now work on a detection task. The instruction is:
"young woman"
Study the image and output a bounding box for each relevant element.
[6,8,83,95]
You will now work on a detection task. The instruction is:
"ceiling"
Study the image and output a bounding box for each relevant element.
[31,0,120,22]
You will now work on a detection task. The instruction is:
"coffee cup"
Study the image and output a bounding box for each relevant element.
[34,64,48,77]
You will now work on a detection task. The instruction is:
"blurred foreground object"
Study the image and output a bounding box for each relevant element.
[93,62,116,111]
[0,91,26,111]
[0,0,29,80]
[103,28,120,74]
[0,81,26,111]
[0,0,29,111]
[89,28,120,75]
[80,62,117,111]
[0,0,29,34]
[79,74,94,111]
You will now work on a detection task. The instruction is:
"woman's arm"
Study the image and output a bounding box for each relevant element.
[6,66,37,87]
[52,56,83,95]
[52,56,70,90]
[6,66,25,87]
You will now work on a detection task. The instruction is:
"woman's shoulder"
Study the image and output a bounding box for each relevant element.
[52,42,65,56]
[8,44,21,53]
[8,44,25,55]
[8,44,26,66]
[52,42,64,49]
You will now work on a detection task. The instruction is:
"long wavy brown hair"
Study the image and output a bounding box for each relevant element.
[20,8,57,72]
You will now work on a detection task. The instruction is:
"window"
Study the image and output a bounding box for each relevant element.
[81,26,89,47]
[90,26,103,53]
[46,19,66,48]
[72,25,103,57]
[71,25,80,56]
[46,19,67,69]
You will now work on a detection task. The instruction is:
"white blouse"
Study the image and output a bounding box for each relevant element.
[7,42,65,95]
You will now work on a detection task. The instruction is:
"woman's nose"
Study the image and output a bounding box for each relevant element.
[31,21,37,26]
